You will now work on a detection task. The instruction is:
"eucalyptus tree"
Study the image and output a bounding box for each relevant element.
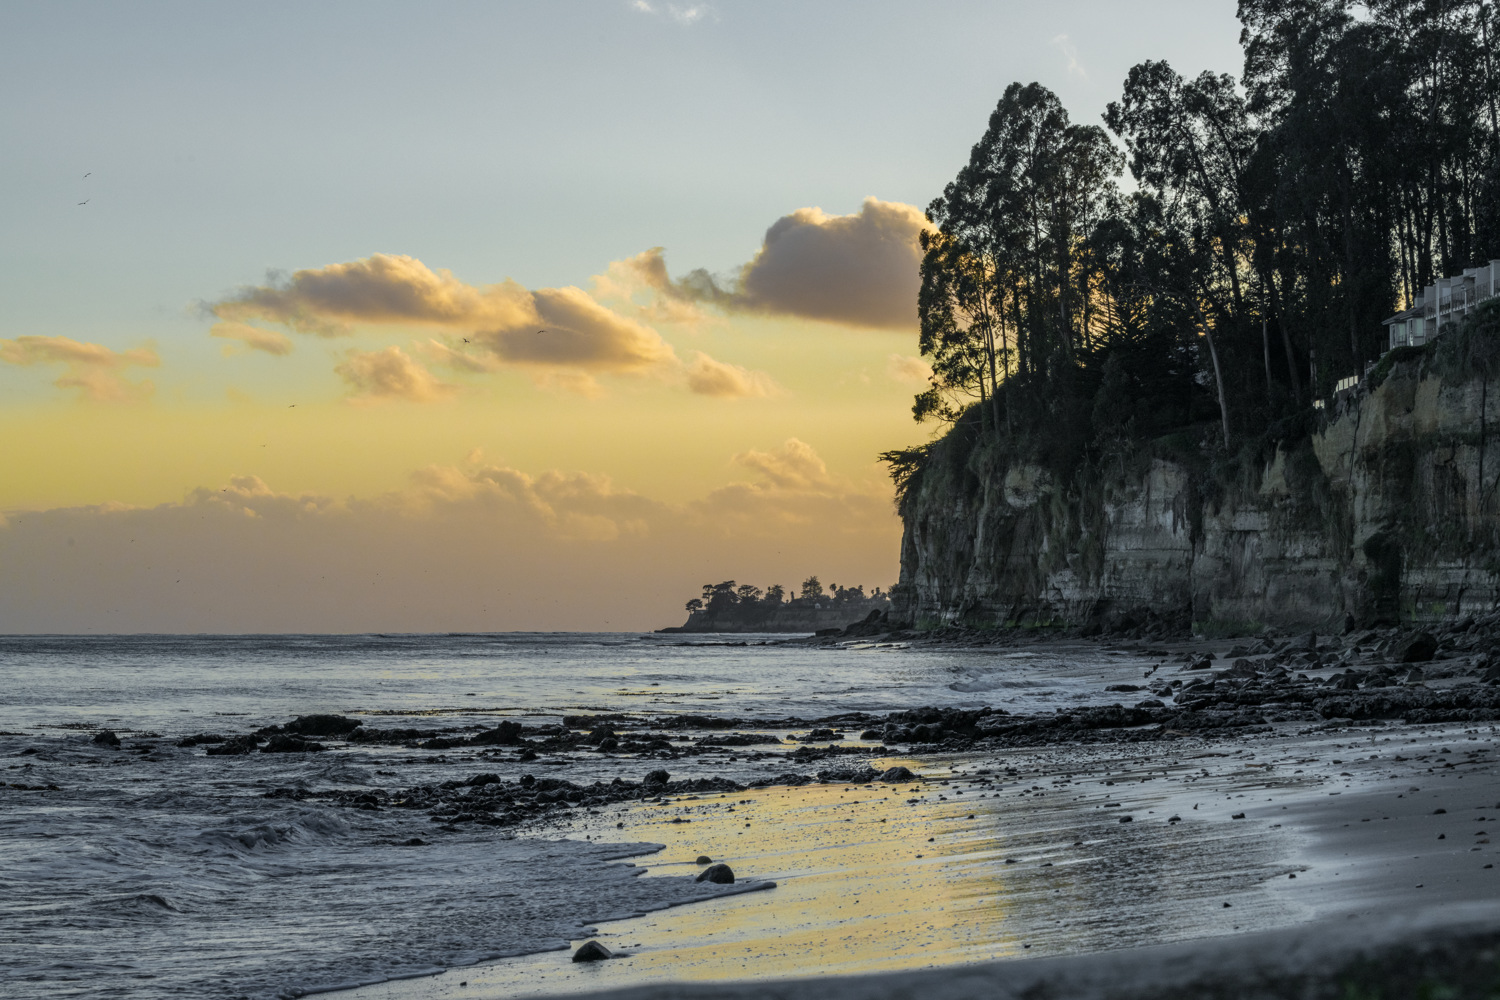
[916,82,1122,431]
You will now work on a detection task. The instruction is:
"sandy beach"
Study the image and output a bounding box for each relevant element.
[340,637,1500,1000]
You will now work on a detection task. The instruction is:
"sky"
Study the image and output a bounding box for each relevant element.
[0,0,1244,632]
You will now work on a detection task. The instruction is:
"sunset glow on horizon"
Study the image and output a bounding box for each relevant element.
[0,1,1243,631]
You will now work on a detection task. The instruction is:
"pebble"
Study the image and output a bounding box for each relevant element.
[572,940,613,962]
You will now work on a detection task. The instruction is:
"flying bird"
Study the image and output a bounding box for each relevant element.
[462,337,470,343]
[288,404,296,408]
[83,172,91,178]
[76,199,89,206]
[537,329,547,334]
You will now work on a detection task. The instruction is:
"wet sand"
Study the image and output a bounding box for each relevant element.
[341,717,1500,1000]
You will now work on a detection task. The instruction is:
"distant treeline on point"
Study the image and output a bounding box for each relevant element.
[684,577,887,615]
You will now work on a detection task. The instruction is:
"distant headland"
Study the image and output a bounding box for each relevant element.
[658,576,893,634]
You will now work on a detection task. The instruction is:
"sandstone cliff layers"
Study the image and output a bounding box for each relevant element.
[895,336,1500,632]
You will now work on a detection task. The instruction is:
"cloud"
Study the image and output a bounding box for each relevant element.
[630,1,711,24]
[887,353,932,385]
[0,441,897,631]
[0,334,159,402]
[684,351,779,398]
[731,438,832,490]
[210,321,294,356]
[334,346,458,402]
[207,253,726,396]
[1052,34,1087,78]
[592,248,712,327]
[210,254,536,336]
[621,198,930,330]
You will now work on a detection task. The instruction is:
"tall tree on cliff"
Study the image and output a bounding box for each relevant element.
[917,82,1122,430]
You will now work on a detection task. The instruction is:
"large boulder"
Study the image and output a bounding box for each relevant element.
[695,863,735,884]
[1397,632,1438,663]
[470,721,525,746]
[272,715,362,737]
[260,734,327,753]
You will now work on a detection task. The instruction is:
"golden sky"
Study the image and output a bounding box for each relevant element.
[0,2,1243,631]
[0,201,932,631]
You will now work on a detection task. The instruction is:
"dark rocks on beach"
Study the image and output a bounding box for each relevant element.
[260,734,327,753]
[346,727,441,744]
[572,940,613,962]
[263,714,362,737]
[470,721,525,746]
[698,733,783,746]
[205,735,261,755]
[1398,632,1439,663]
[91,730,120,747]
[643,769,670,787]
[175,733,226,747]
[696,855,713,864]
[696,863,735,884]
[881,766,916,783]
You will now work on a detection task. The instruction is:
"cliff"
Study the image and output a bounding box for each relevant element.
[894,309,1500,633]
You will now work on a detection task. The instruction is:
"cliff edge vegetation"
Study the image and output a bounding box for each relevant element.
[884,2,1500,634]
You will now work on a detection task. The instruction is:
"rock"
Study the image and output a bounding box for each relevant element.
[260,734,327,753]
[572,940,613,962]
[880,766,916,783]
[696,855,713,864]
[1105,684,1141,692]
[695,863,735,884]
[859,729,883,740]
[471,721,526,746]
[1404,668,1426,684]
[643,768,670,787]
[1398,632,1439,663]
[92,730,120,747]
[465,773,501,786]
[1135,699,1166,709]
[175,733,225,748]
[269,714,361,737]
[205,734,261,755]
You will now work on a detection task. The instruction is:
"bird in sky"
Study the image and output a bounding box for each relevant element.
[288,404,296,408]
[76,199,89,206]
[462,337,470,343]
[83,172,91,178]
[537,329,547,334]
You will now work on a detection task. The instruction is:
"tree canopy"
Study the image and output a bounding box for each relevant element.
[893,0,1500,486]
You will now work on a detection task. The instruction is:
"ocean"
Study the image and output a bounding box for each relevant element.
[0,632,1163,1000]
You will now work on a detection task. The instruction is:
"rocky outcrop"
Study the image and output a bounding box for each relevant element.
[895,340,1500,632]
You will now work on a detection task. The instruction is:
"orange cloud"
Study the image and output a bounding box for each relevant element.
[209,253,768,399]
[731,438,832,490]
[210,321,294,356]
[887,353,932,385]
[619,198,931,330]
[684,351,780,398]
[334,346,458,403]
[0,334,159,402]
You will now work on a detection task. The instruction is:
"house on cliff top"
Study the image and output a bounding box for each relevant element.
[1384,260,1500,351]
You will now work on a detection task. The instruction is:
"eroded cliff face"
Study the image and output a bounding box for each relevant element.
[895,356,1500,631]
